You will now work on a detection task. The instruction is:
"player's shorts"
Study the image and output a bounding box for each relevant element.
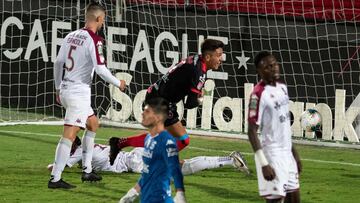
[145,92,179,127]
[125,147,144,173]
[59,88,94,129]
[255,152,299,199]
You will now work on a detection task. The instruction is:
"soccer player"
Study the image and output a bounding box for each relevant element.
[48,2,126,189]
[119,97,186,203]
[247,51,302,203]
[47,136,250,175]
[109,39,225,164]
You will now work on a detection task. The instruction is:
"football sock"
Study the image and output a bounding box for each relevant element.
[82,130,96,173]
[181,156,233,175]
[51,137,72,182]
[120,133,147,148]
[176,134,190,151]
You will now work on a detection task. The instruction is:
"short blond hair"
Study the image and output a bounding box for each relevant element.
[85,2,106,21]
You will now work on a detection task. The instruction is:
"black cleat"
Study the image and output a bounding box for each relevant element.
[109,137,121,165]
[81,171,102,182]
[48,179,76,189]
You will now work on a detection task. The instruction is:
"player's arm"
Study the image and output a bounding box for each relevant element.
[247,93,276,181]
[119,183,140,203]
[165,139,186,202]
[184,67,202,109]
[89,40,126,91]
[53,41,67,103]
[292,145,302,174]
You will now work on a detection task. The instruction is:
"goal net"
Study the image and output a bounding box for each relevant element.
[1,0,360,142]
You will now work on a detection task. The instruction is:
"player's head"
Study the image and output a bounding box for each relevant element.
[85,2,106,31]
[201,39,224,71]
[254,51,280,84]
[141,98,169,128]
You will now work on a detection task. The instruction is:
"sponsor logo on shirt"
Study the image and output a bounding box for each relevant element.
[97,41,105,63]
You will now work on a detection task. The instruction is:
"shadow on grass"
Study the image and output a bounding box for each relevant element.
[186,182,260,202]
[0,131,58,146]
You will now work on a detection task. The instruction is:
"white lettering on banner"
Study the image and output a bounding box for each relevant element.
[1,16,24,59]
[25,19,48,62]
[51,21,71,62]
[105,73,360,143]
[155,32,179,74]
[1,17,359,142]
[129,30,154,73]
[107,26,128,70]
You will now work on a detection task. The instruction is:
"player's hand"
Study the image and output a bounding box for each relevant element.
[119,80,127,92]
[262,165,276,181]
[47,164,53,171]
[55,90,61,105]
[174,191,187,203]
[119,187,139,203]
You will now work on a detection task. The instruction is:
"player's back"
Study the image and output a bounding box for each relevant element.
[147,55,206,103]
[57,28,104,91]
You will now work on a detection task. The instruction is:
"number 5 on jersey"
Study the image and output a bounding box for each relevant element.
[64,45,77,71]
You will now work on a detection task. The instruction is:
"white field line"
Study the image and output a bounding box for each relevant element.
[1,130,360,167]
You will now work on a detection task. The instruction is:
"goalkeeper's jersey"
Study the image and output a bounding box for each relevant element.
[248,80,292,154]
[138,131,184,203]
[54,28,119,91]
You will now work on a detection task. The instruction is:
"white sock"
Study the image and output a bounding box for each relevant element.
[50,137,72,182]
[181,156,233,175]
[82,130,96,173]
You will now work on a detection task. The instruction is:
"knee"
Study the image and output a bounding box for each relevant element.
[86,116,99,132]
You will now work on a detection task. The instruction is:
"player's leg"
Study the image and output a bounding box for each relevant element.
[109,132,147,165]
[165,103,189,151]
[284,191,300,203]
[284,155,300,203]
[48,96,82,189]
[181,156,233,175]
[81,113,102,182]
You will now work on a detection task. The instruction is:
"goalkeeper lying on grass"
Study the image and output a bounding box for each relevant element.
[47,136,250,176]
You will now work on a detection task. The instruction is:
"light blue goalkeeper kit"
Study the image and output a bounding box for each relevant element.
[138,130,184,203]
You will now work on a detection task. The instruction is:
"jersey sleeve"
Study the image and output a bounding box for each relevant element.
[88,37,121,88]
[163,137,184,190]
[248,92,265,126]
[53,38,67,90]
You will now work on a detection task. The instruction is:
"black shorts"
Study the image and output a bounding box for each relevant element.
[145,91,179,127]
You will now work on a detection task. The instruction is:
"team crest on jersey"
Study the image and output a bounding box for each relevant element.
[97,41,105,63]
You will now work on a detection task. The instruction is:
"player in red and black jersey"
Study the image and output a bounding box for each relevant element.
[109,39,224,165]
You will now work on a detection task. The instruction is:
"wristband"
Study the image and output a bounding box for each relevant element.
[255,149,269,167]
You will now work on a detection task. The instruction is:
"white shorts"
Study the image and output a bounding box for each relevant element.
[255,152,299,199]
[59,88,94,129]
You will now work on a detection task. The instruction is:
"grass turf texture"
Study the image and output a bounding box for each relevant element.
[0,125,359,203]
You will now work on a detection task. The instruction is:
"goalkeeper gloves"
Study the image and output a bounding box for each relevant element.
[174,191,187,203]
[119,188,139,203]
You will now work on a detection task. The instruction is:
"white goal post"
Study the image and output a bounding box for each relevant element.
[1,0,360,146]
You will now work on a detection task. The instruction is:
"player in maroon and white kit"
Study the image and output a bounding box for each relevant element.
[48,2,126,189]
[248,51,302,203]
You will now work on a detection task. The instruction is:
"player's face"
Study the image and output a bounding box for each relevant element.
[205,48,223,70]
[141,105,160,128]
[258,55,280,85]
[96,12,105,31]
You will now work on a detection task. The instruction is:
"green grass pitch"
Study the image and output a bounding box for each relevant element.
[0,125,359,203]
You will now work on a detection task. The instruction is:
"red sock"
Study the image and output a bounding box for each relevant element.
[176,136,190,151]
[119,133,147,148]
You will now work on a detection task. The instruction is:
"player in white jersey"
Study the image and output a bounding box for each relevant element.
[248,51,302,203]
[47,136,249,176]
[48,2,126,189]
